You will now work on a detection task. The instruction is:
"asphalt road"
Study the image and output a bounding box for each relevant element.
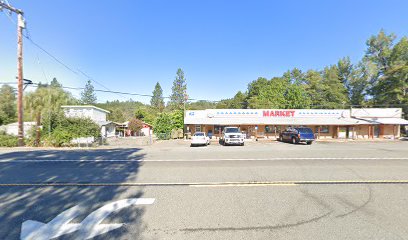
[1,140,408,239]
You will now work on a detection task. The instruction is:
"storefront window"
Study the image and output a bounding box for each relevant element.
[315,126,329,133]
[265,125,273,133]
[214,126,223,134]
[195,125,201,132]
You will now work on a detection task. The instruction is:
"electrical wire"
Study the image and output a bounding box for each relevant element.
[4,11,126,100]
[2,6,407,108]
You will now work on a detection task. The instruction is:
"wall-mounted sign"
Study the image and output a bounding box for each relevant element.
[263,110,295,117]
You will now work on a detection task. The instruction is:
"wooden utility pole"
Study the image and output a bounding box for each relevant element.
[0,2,25,146]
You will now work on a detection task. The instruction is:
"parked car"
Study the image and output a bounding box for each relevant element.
[278,127,315,145]
[190,132,210,147]
[221,127,245,146]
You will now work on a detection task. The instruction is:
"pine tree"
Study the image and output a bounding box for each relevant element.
[321,65,349,108]
[151,82,165,112]
[80,80,97,104]
[50,78,62,88]
[169,68,187,110]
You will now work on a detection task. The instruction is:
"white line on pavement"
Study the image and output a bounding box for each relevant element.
[1,157,408,163]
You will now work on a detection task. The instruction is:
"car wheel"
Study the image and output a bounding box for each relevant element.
[207,141,210,145]
[307,141,313,145]
[292,137,297,144]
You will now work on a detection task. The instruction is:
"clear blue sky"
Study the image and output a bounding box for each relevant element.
[1,0,408,103]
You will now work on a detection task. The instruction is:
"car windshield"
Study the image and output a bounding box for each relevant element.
[194,132,204,136]
[297,128,313,134]
[225,128,239,133]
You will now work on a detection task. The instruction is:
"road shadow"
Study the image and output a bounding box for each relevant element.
[0,148,144,161]
[0,148,149,239]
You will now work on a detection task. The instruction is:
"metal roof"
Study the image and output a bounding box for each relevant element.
[61,105,110,114]
[357,118,408,125]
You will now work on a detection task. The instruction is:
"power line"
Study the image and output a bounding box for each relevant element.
[20,83,408,107]
[3,12,127,100]
[25,82,208,101]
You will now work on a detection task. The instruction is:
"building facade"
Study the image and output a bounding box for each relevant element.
[184,108,408,140]
[61,105,116,137]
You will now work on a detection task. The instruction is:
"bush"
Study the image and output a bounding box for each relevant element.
[45,128,74,147]
[0,132,18,147]
[154,113,172,136]
[154,111,184,140]
[41,114,101,147]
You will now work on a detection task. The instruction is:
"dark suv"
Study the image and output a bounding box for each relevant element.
[278,127,315,145]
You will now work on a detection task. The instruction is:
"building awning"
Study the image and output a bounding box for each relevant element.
[358,118,408,125]
[184,117,369,126]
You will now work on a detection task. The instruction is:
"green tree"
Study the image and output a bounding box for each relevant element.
[349,62,370,106]
[365,30,396,77]
[321,65,349,108]
[304,70,325,108]
[151,82,165,112]
[169,68,187,110]
[284,84,311,109]
[81,80,97,104]
[24,85,75,145]
[247,77,288,108]
[0,85,17,125]
[154,112,172,136]
[50,78,62,88]
[337,57,353,94]
[188,100,217,110]
[365,30,397,101]
[283,68,304,85]
[373,37,408,111]
[230,91,247,108]
[170,110,184,130]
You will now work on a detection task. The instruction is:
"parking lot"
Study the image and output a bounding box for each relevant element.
[1,140,408,239]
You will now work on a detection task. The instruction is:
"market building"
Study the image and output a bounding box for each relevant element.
[184,108,408,140]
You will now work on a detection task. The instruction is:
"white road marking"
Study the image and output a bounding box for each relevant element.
[2,157,408,163]
[20,198,155,240]
[6,180,408,188]
[20,205,81,240]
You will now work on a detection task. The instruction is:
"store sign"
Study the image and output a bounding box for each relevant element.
[263,110,295,117]
[185,109,350,119]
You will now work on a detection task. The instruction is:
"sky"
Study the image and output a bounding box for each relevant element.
[1,0,408,104]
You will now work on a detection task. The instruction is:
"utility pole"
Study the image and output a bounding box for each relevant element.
[0,2,25,146]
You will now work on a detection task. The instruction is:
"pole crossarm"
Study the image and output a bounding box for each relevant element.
[0,2,23,14]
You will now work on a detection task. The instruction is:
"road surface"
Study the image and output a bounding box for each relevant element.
[0,140,408,239]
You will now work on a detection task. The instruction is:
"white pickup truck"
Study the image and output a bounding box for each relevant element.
[222,127,245,146]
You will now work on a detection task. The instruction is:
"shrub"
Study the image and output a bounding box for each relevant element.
[154,111,184,140]
[46,128,74,147]
[0,132,18,147]
[154,113,172,135]
[41,114,101,147]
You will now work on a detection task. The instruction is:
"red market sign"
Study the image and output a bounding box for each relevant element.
[263,110,295,117]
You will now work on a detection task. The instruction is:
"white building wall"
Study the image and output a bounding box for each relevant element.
[91,109,107,122]
[63,107,107,122]
[0,122,36,137]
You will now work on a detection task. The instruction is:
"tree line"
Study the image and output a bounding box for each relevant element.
[0,29,406,134]
[213,30,408,117]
